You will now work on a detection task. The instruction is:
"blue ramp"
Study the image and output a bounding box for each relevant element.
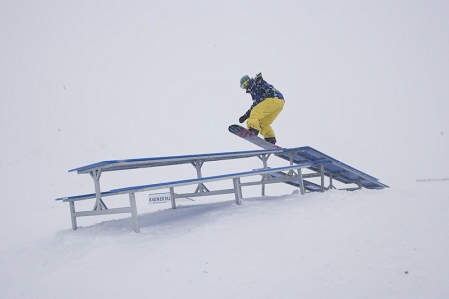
[276,147,388,190]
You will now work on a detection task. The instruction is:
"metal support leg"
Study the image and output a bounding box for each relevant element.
[259,174,265,196]
[233,178,243,205]
[297,168,305,195]
[129,193,140,233]
[320,165,325,193]
[329,173,334,190]
[89,168,108,211]
[192,160,209,193]
[257,154,271,196]
[329,173,335,189]
[288,153,294,166]
[170,187,176,209]
[69,201,77,230]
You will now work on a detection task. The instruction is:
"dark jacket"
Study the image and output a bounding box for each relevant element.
[244,74,284,117]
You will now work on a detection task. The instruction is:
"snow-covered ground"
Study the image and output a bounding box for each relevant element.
[1,1,449,298]
[2,181,449,298]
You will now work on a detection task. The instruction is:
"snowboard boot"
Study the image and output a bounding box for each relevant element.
[265,137,277,144]
[248,127,259,136]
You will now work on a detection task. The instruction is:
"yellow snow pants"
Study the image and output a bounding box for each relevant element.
[247,97,284,139]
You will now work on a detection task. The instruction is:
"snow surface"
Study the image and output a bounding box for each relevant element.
[1,1,449,298]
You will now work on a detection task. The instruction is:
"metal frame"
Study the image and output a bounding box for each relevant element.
[68,149,284,218]
[274,147,389,190]
[57,147,388,233]
[61,162,324,233]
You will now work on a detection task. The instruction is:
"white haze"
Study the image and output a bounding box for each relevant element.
[1,1,448,298]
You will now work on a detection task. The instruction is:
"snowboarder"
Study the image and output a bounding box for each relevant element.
[238,73,284,144]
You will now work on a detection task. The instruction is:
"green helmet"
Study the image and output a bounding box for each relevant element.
[240,75,250,89]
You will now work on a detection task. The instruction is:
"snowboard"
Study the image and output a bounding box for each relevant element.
[228,124,281,150]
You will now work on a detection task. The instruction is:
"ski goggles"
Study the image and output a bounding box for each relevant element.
[240,78,250,89]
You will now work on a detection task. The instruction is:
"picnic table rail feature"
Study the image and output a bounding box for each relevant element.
[56,147,388,233]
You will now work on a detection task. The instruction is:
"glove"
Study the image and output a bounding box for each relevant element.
[255,72,262,81]
[239,115,248,123]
